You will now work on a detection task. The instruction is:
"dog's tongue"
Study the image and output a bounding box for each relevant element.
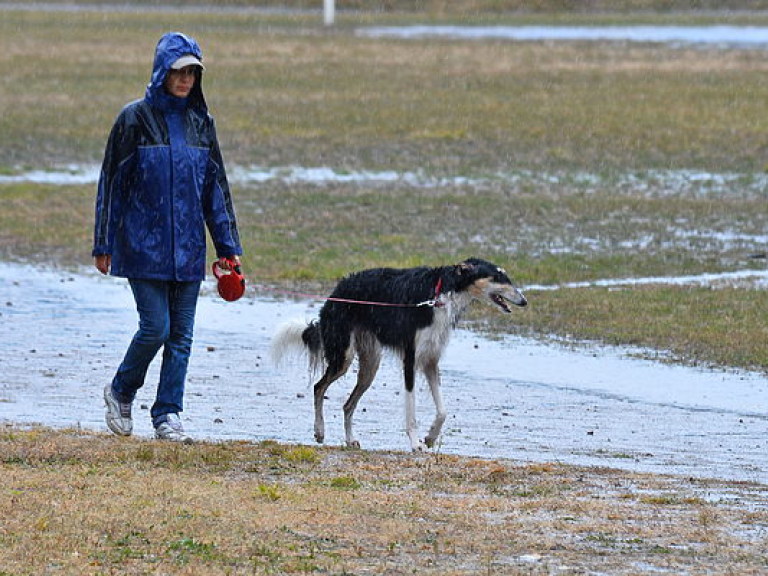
[492,294,512,313]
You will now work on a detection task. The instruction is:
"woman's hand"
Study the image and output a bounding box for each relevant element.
[218,255,241,271]
[94,254,111,275]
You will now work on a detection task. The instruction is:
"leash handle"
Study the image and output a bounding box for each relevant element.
[212,258,246,302]
[212,257,241,279]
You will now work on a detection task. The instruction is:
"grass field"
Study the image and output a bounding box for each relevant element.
[2,4,768,370]
[3,3,768,573]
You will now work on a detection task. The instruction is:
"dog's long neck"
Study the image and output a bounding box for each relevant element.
[430,265,479,326]
[415,277,472,366]
[437,290,473,326]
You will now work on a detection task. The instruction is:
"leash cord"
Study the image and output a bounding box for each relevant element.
[252,283,440,308]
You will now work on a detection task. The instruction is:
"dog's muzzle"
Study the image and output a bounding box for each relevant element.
[492,289,527,313]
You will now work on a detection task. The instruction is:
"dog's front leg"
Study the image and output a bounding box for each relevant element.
[423,360,446,448]
[403,348,426,452]
[405,388,425,451]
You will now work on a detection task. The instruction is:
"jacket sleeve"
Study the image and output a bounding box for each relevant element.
[203,116,243,258]
[92,108,136,257]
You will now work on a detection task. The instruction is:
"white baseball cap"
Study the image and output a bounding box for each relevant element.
[171,54,205,71]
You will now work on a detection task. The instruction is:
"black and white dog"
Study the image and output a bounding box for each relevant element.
[271,257,527,451]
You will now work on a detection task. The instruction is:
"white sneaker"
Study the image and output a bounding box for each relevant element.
[104,383,133,436]
[155,413,193,444]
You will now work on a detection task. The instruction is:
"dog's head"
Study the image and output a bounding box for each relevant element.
[451,257,527,313]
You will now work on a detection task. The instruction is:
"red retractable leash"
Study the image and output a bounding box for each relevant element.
[212,258,246,302]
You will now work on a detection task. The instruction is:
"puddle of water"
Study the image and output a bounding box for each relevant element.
[0,166,101,186]
[527,268,768,291]
[0,164,471,188]
[4,164,768,198]
[356,25,768,48]
[1,262,766,483]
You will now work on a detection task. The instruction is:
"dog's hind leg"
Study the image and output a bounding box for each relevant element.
[313,317,355,444]
[343,333,381,449]
[402,343,426,452]
[313,352,353,444]
[313,365,347,444]
[422,359,446,448]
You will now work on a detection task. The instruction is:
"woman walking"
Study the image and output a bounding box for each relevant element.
[92,32,243,442]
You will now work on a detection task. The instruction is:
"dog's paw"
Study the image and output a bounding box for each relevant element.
[314,433,325,444]
[345,439,361,449]
[410,441,428,453]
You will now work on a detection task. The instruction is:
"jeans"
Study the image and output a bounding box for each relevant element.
[111,279,201,427]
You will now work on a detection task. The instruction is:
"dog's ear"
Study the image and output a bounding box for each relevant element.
[455,261,476,276]
[446,260,479,291]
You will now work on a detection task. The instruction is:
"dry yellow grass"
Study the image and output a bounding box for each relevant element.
[2,426,768,574]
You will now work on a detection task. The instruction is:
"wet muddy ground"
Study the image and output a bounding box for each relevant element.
[1,262,766,484]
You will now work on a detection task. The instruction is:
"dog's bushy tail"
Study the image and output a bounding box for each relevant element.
[271,319,324,374]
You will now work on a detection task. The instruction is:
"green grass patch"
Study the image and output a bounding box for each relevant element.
[3,175,768,372]
[329,475,361,490]
[480,284,768,372]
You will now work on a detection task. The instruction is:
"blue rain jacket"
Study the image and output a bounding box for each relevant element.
[93,32,242,281]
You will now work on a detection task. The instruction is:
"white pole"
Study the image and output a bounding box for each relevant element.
[323,0,335,26]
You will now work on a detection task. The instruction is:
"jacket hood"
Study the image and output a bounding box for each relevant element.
[145,32,207,112]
